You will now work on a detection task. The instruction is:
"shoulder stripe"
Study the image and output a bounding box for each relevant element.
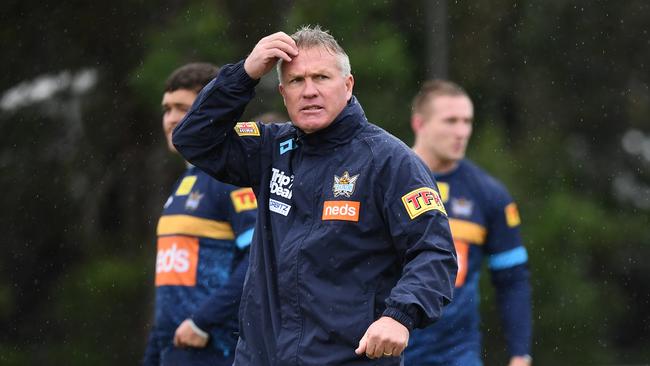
[449,218,487,245]
[157,215,234,240]
[488,246,528,270]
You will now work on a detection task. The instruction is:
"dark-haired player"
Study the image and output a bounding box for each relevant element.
[143,63,257,366]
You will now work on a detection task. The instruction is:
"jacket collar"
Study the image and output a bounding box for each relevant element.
[294,96,367,153]
[433,159,465,179]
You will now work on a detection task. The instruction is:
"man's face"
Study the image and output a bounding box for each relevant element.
[161,89,197,152]
[279,46,354,133]
[415,95,474,163]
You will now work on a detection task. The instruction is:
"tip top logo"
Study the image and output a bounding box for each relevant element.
[234,122,260,137]
[333,171,359,198]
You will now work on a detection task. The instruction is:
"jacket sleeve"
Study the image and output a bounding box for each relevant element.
[379,152,458,330]
[484,185,532,356]
[172,60,265,188]
[491,264,532,356]
[191,185,257,331]
[191,251,250,331]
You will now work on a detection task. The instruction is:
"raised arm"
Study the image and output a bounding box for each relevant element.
[172,33,298,187]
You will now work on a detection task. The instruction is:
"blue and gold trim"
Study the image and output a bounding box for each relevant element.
[488,246,528,270]
[157,215,235,240]
[449,218,487,245]
[235,228,255,249]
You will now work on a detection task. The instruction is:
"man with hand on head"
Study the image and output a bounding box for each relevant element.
[143,63,257,366]
[406,80,532,366]
[172,26,458,365]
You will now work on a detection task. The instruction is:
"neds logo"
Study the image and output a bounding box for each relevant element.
[157,243,190,273]
[155,236,199,286]
[322,201,360,222]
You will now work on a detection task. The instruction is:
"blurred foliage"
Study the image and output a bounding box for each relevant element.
[286,0,416,141]
[130,1,237,109]
[44,256,149,364]
[1,0,649,365]
[471,124,650,363]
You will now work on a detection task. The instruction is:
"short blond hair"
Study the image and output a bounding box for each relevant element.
[411,79,469,115]
[277,25,351,82]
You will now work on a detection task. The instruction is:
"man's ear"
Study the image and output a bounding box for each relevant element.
[345,74,354,100]
[411,113,424,133]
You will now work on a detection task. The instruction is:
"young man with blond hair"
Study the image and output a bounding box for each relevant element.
[407,80,532,366]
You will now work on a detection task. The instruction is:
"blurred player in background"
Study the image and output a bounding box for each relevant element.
[407,80,532,366]
[143,63,257,366]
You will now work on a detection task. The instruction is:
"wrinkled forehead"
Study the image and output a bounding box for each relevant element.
[281,46,342,72]
[295,44,338,56]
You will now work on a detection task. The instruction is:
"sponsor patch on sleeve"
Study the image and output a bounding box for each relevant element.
[401,187,447,219]
[436,182,450,203]
[505,202,521,227]
[175,176,197,196]
[230,187,257,212]
[234,122,260,137]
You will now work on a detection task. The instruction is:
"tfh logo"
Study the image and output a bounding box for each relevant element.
[401,187,447,219]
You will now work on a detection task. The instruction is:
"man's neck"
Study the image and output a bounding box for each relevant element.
[412,146,459,174]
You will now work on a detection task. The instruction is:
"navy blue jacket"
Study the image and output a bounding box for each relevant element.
[173,60,457,366]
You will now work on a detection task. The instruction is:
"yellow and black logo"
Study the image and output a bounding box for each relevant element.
[234,122,260,137]
[401,187,447,219]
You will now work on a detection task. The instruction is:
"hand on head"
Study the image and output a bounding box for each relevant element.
[244,32,299,79]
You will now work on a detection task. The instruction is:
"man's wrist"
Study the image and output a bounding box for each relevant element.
[511,354,532,365]
[382,307,415,331]
[234,59,261,87]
